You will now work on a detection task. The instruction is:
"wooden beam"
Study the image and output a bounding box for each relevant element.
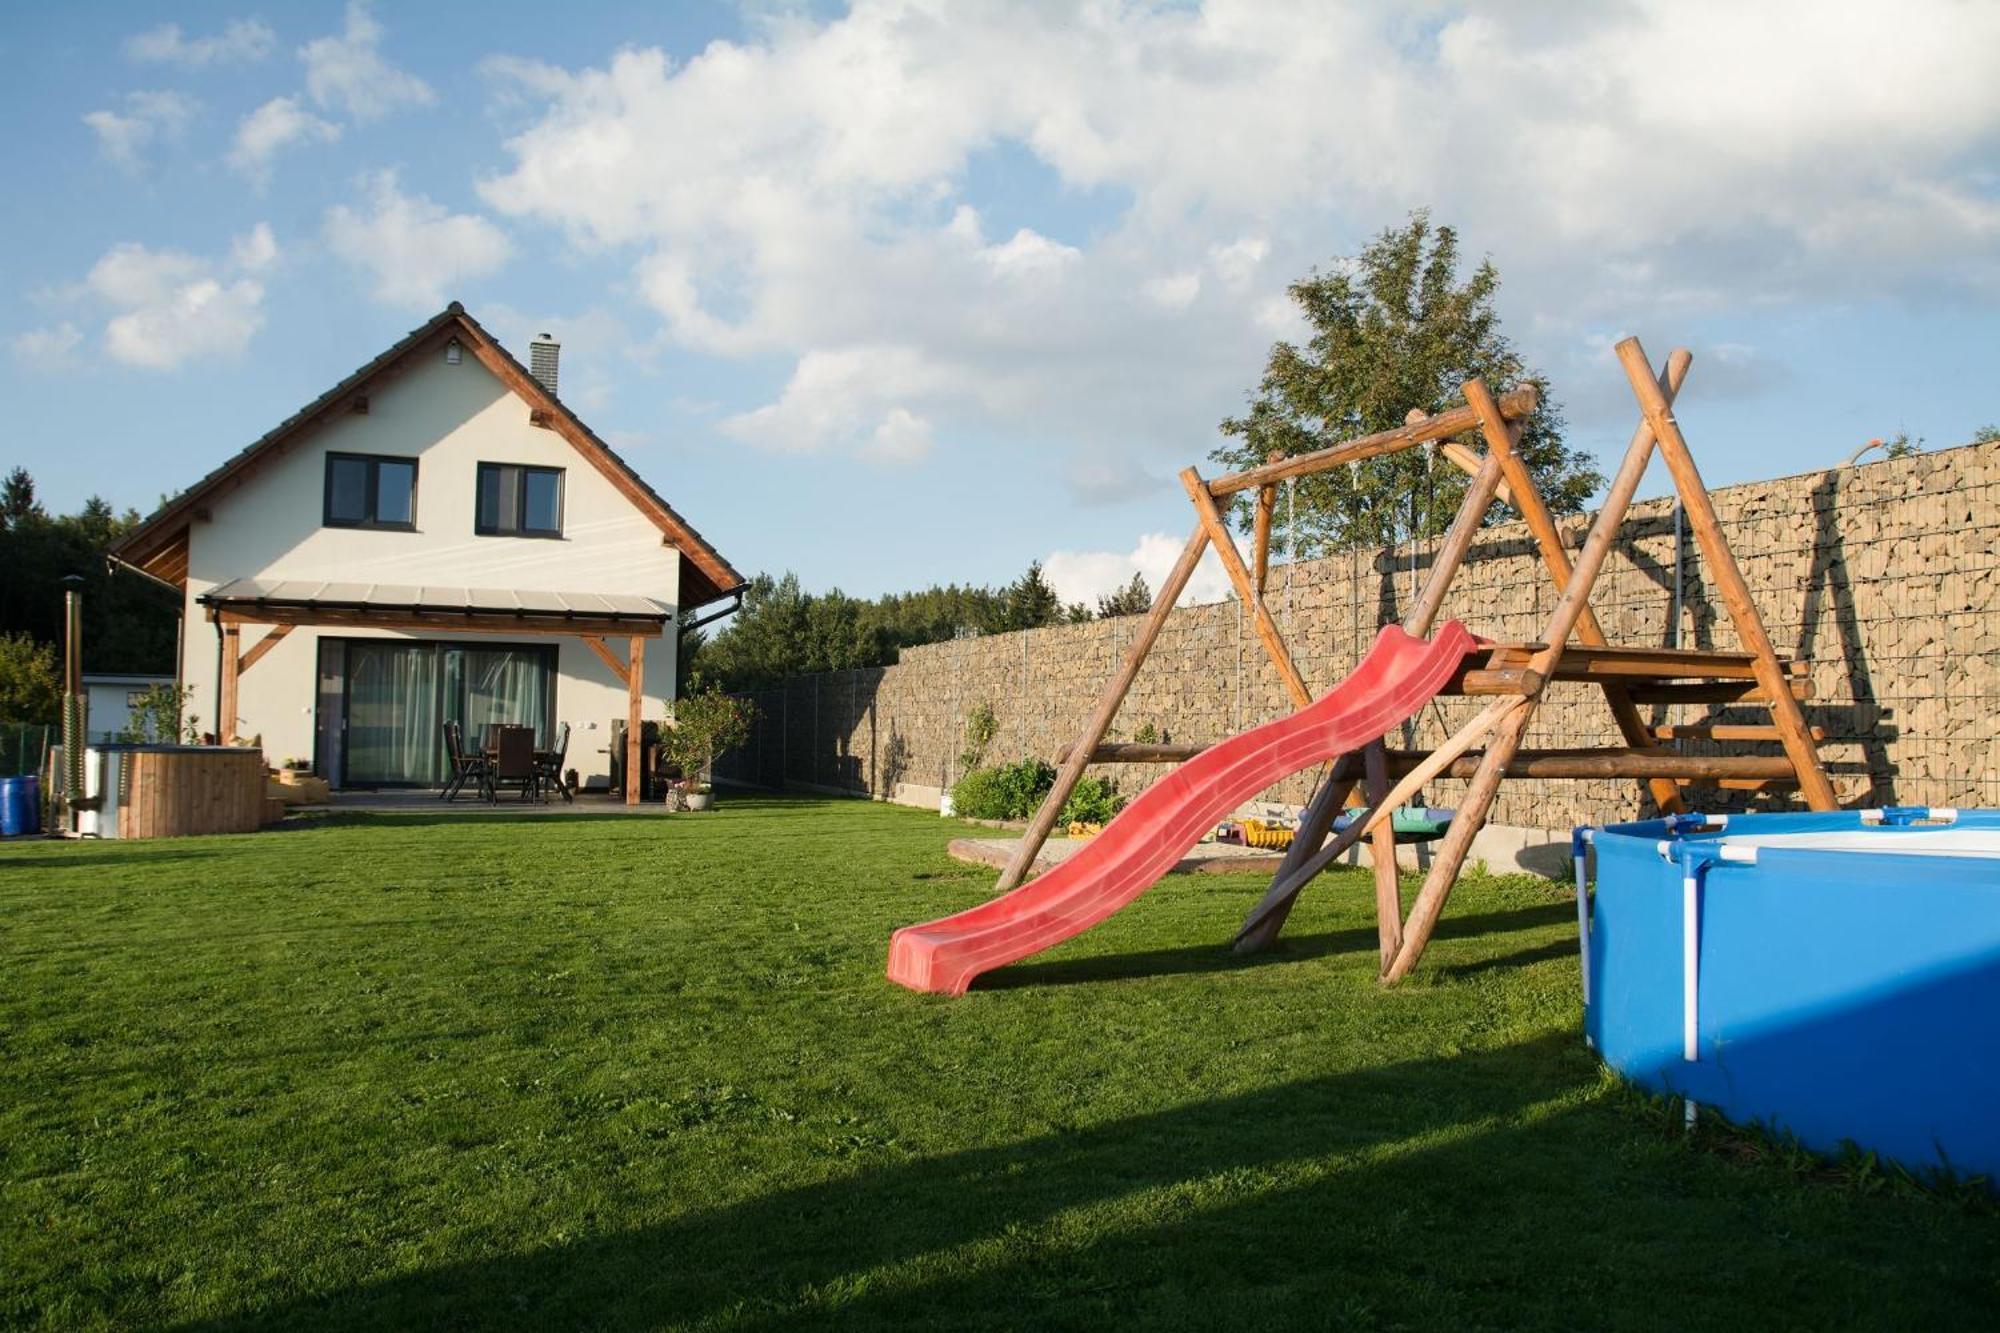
[626,635,645,807]
[1405,419,1513,638]
[1385,702,1535,983]
[1181,467,1312,711]
[1624,678,1813,705]
[1363,740,1403,972]
[1252,479,1278,598]
[1615,337,1839,811]
[994,523,1212,894]
[1434,440,1516,508]
[1207,384,1539,496]
[236,624,293,674]
[219,626,240,746]
[1651,723,1825,743]
[1377,747,1802,781]
[1234,697,1525,950]
[1456,667,1544,696]
[581,634,630,688]
[211,605,668,640]
[1234,768,1357,954]
[1060,741,1206,764]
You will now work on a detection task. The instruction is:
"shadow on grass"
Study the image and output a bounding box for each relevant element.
[178,1035,1601,1332]
[981,901,1575,991]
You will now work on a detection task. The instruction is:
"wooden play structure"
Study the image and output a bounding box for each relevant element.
[997,336,1837,983]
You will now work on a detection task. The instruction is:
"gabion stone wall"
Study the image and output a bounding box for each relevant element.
[714,439,2000,831]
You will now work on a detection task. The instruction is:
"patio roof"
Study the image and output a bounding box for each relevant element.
[198,578,673,635]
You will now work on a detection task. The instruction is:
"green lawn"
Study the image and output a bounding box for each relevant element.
[1,795,1992,1330]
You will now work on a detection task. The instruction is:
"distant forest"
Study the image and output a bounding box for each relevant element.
[0,467,179,674]
[691,564,1152,693]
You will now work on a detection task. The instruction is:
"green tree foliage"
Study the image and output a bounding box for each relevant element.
[1212,211,1603,553]
[0,470,178,674]
[694,560,1080,691]
[1095,572,1152,618]
[0,632,60,725]
[1970,424,2000,446]
[996,560,1062,632]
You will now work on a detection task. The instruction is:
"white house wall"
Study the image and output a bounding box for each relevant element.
[179,347,680,785]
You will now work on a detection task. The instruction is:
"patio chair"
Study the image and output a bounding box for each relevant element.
[439,721,488,801]
[537,721,572,803]
[486,726,540,803]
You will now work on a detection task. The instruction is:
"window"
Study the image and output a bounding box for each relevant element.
[476,463,564,538]
[324,453,417,530]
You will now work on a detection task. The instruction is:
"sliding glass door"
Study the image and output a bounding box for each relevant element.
[345,643,444,787]
[338,640,556,787]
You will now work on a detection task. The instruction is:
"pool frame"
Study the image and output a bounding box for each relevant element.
[1576,807,2000,1185]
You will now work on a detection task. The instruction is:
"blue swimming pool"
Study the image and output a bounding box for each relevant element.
[1577,808,2000,1185]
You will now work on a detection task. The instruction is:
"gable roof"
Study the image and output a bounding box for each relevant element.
[109,302,744,609]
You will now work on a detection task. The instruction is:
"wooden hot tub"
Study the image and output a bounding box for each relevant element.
[87,745,270,839]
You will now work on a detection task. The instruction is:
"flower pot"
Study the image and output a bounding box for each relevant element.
[685,792,714,811]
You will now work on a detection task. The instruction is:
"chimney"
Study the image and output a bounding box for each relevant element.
[528,333,560,397]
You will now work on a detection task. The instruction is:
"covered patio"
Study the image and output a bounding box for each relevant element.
[200,578,670,804]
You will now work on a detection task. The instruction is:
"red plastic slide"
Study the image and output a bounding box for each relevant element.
[887,620,1479,994]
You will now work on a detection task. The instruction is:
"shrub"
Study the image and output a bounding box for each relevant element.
[662,676,756,790]
[950,757,1056,821]
[1059,776,1125,826]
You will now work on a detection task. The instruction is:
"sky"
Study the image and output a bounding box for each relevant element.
[4,1,1998,612]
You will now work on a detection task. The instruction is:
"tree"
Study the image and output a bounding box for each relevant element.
[1,468,43,531]
[1095,571,1152,618]
[996,561,1062,631]
[0,469,177,674]
[0,632,59,725]
[1971,424,2000,445]
[1212,211,1603,553]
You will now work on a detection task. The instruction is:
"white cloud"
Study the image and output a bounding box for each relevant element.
[323,171,511,309]
[1208,237,1268,287]
[77,225,278,370]
[301,2,434,122]
[1064,453,1168,506]
[82,90,197,171]
[10,323,84,372]
[1143,271,1201,310]
[859,407,935,465]
[227,96,340,184]
[477,0,2000,471]
[126,18,276,67]
[718,345,945,457]
[1045,532,1231,611]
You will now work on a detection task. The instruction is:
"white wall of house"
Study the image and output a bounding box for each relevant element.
[82,674,176,743]
[178,346,680,785]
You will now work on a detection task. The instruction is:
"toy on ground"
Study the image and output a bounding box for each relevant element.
[889,337,1835,993]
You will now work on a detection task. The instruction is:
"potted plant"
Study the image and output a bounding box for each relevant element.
[659,677,753,812]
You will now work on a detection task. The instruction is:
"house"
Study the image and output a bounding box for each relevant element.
[82,673,178,743]
[108,303,743,801]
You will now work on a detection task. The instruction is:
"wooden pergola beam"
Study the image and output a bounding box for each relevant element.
[236,624,292,674]
[581,635,631,688]
[626,636,645,806]
[209,605,667,640]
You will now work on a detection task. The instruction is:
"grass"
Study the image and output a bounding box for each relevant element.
[1,794,1993,1330]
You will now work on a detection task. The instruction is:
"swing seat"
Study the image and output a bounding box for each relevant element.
[1332,805,1454,845]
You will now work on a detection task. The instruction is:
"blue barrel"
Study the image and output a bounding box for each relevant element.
[0,774,40,836]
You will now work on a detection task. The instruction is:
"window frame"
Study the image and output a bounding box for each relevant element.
[474,461,566,540]
[322,452,419,532]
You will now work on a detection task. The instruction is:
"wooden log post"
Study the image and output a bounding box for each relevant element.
[626,635,645,807]
[1252,449,1281,597]
[992,523,1213,894]
[1182,468,1312,710]
[1363,739,1403,970]
[1207,385,1538,496]
[1461,376,1687,816]
[1615,337,1838,812]
[1383,352,1695,983]
[219,625,241,745]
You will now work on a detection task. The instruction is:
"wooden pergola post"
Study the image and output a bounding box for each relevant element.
[219,625,240,745]
[627,635,645,806]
